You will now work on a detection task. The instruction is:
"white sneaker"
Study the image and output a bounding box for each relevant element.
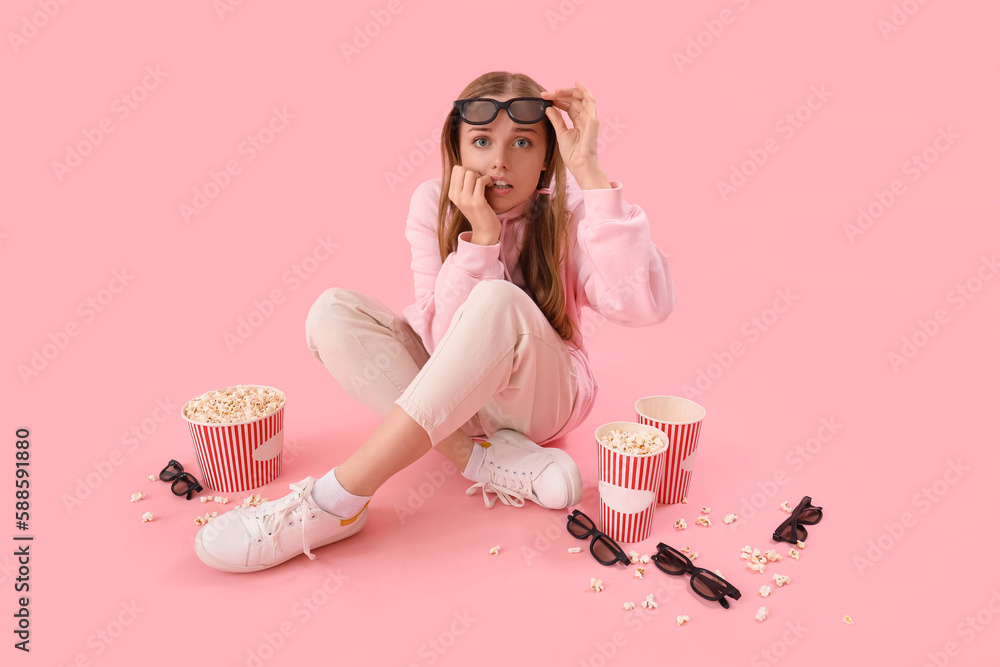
[194,476,368,573]
[465,429,582,510]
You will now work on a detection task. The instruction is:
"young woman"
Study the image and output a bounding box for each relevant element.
[195,72,675,573]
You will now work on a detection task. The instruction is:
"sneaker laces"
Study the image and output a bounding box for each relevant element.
[465,468,533,508]
[247,478,320,560]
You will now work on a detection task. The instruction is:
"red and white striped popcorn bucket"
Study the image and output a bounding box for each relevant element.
[596,421,669,544]
[635,396,706,505]
[182,386,285,493]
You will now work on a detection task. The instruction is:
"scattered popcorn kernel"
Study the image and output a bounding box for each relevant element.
[780,501,793,513]
[700,506,711,514]
[753,548,760,557]
[194,511,219,526]
[682,497,688,504]
[200,496,210,503]
[681,546,692,552]
[677,615,690,627]
[690,552,700,561]
[147,474,157,482]
[759,585,771,598]
[639,554,650,564]
[213,496,230,504]
[489,545,500,555]
[591,578,604,593]
[623,602,635,610]
[764,549,782,562]
[130,491,145,503]
[741,545,753,554]
[239,494,268,508]
[642,594,658,609]
[628,550,640,564]
[773,574,791,587]
[674,518,687,530]
[755,606,770,622]
[714,569,724,579]
[141,512,154,523]
[695,516,711,527]
[568,547,582,554]
[788,548,800,560]
[723,513,738,524]
[740,552,751,561]
[843,615,854,625]
[634,567,645,579]
[796,540,806,549]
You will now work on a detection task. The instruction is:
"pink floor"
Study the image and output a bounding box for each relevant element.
[5,2,999,665]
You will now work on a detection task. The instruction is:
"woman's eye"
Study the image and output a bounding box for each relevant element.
[473,137,489,147]
[515,138,530,148]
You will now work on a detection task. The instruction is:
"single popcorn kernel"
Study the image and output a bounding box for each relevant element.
[634,567,645,579]
[628,550,640,564]
[677,615,690,627]
[695,516,711,527]
[759,585,771,598]
[723,513,738,524]
[764,549,782,562]
[788,548,800,560]
[147,474,156,482]
[130,491,144,503]
[200,496,210,503]
[639,554,650,564]
[690,552,700,561]
[674,518,687,530]
[755,606,770,622]
[700,506,711,514]
[682,496,688,504]
[780,501,793,513]
[623,602,635,610]
[796,540,806,549]
[489,545,500,555]
[773,574,791,587]
[642,594,658,609]
[568,547,582,554]
[591,578,604,593]
[141,512,154,523]
[843,615,854,625]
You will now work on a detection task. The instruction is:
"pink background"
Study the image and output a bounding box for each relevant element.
[4,1,998,664]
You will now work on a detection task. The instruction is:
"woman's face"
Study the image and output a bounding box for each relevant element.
[457,94,549,214]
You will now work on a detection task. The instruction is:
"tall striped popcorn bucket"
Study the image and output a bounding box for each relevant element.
[635,396,706,505]
[596,421,669,544]
[181,385,285,493]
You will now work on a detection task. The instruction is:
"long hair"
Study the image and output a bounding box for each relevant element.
[437,71,575,342]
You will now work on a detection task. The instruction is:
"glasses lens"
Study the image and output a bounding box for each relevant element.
[567,512,595,538]
[654,549,686,574]
[462,100,497,124]
[159,460,182,481]
[171,473,200,497]
[591,535,621,564]
[508,99,545,123]
[798,507,822,524]
[692,572,727,599]
[778,522,807,542]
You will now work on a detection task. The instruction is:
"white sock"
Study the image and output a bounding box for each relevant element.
[311,467,372,517]
[462,442,488,482]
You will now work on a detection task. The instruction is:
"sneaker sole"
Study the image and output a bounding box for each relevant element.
[489,430,583,509]
[194,508,368,573]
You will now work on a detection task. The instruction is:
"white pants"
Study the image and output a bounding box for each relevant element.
[304,280,579,445]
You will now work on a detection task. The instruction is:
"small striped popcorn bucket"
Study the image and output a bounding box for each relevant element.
[635,396,706,504]
[182,385,285,493]
[596,421,669,544]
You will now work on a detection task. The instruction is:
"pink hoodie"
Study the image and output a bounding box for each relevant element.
[401,169,676,442]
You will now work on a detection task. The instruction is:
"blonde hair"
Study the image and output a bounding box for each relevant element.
[436,71,575,341]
